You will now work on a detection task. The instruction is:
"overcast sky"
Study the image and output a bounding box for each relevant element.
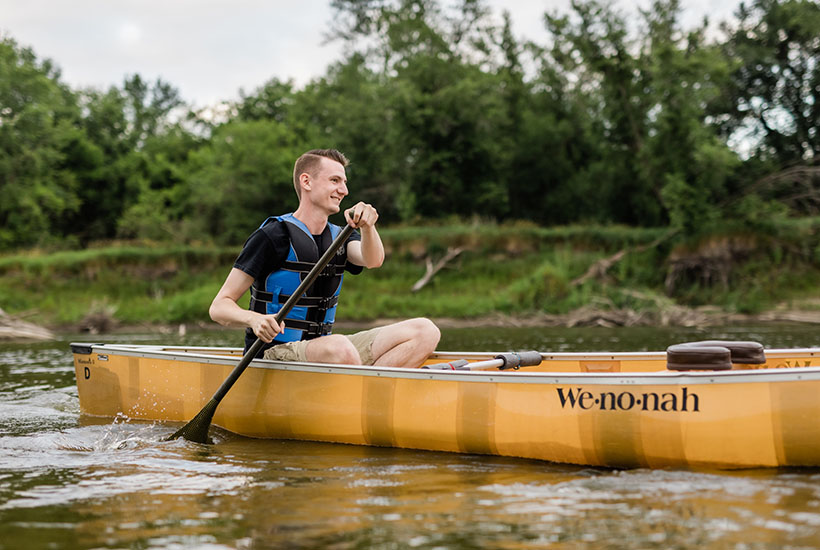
[2,0,742,108]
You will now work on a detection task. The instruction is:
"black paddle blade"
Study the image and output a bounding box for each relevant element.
[166,398,217,444]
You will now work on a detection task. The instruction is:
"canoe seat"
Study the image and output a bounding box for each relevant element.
[676,340,766,364]
[667,340,766,370]
[666,344,732,371]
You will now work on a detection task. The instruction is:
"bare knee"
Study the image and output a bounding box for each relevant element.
[306,334,361,365]
[406,317,440,353]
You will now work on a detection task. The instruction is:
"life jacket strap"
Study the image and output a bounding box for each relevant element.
[278,294,339,309]
[250,286,339,309]
[283,261,345,277]
[282,319,334,338]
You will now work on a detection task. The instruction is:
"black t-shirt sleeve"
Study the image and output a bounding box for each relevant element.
[233,221,290,279]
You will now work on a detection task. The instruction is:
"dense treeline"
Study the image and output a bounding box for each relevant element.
[1,0,818,252]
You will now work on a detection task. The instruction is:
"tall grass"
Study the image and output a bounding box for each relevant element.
[3,220,820,328]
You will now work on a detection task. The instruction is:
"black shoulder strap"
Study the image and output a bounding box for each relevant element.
[281,219,319,263]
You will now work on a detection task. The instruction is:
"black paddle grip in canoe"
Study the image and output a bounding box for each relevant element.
[494,351,543,370]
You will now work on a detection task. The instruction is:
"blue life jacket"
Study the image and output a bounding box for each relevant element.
[245,214,347,353]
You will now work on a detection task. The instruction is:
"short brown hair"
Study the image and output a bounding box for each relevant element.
[293,149,349,198]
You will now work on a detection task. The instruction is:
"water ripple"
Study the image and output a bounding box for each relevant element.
[4,330,820,549]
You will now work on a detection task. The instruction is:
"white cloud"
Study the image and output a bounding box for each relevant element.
[117,21,142,47]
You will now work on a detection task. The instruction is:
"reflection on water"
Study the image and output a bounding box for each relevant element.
[2,325,820,549]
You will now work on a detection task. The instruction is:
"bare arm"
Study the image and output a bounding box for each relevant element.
[345,202,384,268]
[209,267,284,343]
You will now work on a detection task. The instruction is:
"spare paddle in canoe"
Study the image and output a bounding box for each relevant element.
[423,351,543,371]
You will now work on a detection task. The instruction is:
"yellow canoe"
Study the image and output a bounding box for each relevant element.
[70,342,820,469]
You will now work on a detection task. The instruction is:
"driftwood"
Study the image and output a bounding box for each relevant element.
[570,249,628,287]
[565,306,647,328]
[411,247,464,292]
[571,231,677,287]
[754,311,820,324]
[0,308,55,341]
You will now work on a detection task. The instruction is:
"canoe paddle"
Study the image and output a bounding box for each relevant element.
[168,223,355,444]
[422,351,543,371]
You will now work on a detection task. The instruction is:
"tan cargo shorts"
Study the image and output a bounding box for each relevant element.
[262,327,382,365]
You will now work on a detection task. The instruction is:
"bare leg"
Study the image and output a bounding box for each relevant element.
[305,334,362,364]
[370,318,440,368]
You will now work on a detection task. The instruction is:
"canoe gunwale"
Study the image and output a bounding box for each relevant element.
[70,342,820,386]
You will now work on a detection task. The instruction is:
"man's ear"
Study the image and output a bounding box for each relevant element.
[300,173,311,191]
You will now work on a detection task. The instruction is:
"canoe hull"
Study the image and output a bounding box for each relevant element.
[72,344,820,469]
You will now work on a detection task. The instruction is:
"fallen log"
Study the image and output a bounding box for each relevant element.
[411,247,464,292]
[0,308,55,341]
[571,230,677,287]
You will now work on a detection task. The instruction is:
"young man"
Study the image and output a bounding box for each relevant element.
[209,149,440,368]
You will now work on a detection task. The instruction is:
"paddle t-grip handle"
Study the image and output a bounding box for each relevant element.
[494,351,543,370]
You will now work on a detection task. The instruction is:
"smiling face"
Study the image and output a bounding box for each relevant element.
[301,156,348,215]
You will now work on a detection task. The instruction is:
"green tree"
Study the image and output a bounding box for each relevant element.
[70,75,189,242]
[116,125,203,241]
[721,0,820,163]
[718,0,820,217]
[543,0,739,232]
[234,62,411,220]
[289,57,406,218]
[183,119,309,244]
[0,36,84,249]
[235,78,297,124]
[506,16,604,225]
[329,0,514,220]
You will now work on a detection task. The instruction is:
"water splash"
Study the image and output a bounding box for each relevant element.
[53,414,162,452]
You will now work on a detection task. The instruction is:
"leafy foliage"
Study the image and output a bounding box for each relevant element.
[0,37,83,249]
[1,0,819,253]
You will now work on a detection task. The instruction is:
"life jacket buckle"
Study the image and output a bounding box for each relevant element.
[304,322,333,337]
[320,263,344,277]
[316,296,339,309]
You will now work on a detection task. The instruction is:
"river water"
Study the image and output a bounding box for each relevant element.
[3,324,820,549]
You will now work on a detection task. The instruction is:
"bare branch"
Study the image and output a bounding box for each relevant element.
[411,246,463,292]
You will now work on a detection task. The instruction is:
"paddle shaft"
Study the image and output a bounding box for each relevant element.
[423,351,543,371]
[211,223,355,403]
